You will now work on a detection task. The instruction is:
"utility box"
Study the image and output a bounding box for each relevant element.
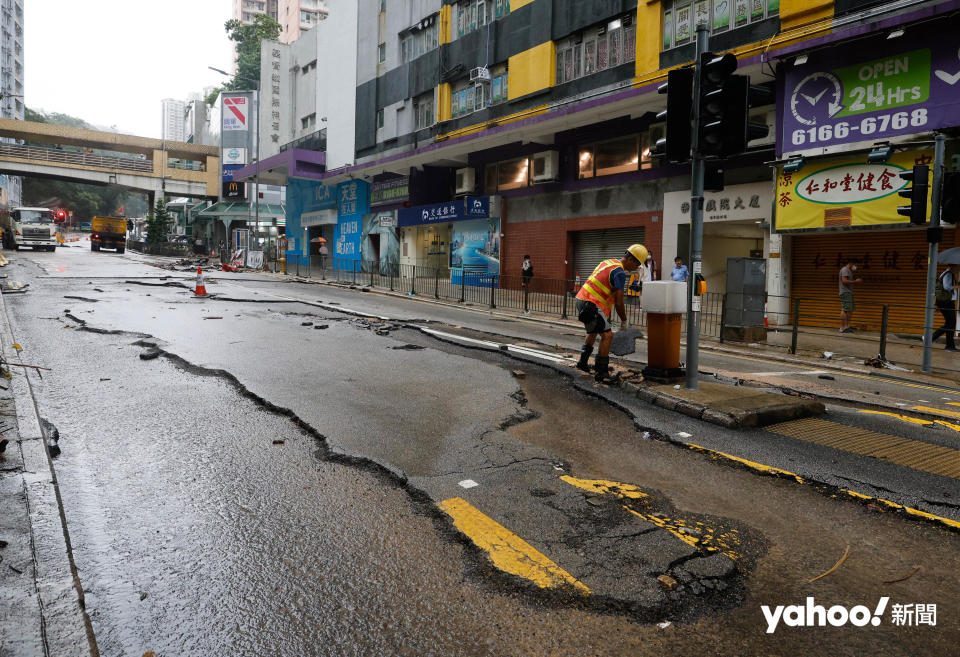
[642,281,685,382]
[723,257,767,342]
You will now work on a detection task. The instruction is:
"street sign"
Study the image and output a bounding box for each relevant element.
[223,96,249,131]
[223,181,246,199]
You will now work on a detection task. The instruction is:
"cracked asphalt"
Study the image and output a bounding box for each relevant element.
[1,246,957,657]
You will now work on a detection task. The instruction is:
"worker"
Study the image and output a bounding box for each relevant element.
[575,243,648,383]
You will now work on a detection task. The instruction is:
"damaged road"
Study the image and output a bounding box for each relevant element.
[1,248,958,657]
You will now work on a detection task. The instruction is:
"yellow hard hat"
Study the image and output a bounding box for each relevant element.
[626,243,648,263]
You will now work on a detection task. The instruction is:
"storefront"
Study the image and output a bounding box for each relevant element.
[285,178,337,267]
[397,196,501,279]
[775,149,950,333]
[663,181,776,301]
[334,180,368,269]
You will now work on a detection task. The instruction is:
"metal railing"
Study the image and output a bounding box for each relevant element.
[0,143,154,172]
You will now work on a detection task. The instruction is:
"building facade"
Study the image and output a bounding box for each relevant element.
[234,0,328,44]
[0,0,23,208]
[262,1,959,336]
[161,98,186,142]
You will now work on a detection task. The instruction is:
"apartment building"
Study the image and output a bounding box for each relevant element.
[234,0,328,44]
[161,98,186,142]
[0,0,23,207]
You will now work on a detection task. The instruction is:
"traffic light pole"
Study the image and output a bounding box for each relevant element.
[685,25,710,390]
[922,134,946,374]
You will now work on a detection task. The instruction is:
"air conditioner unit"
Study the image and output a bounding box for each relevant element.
[470,67,491,83]
[531,151,559,182]
[748,108,776,147]
[455,167,476,195]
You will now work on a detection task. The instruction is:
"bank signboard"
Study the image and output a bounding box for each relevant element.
[774,149,933,232]
[779,22,960,154]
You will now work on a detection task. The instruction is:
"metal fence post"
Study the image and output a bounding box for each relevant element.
[523,285,529,313]
[879,304,889,361]
[561,285,568,319]
[489,274,496,309]
[460,270,465,303]
[434,267,439,299]
[389,265,394,291]
[790,298,800,355]
[410,265,416,295]
[719,293,727,344]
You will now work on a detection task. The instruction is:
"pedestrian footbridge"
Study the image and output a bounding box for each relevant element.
[0,118,219,200]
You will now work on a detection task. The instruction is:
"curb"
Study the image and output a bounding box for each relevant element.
[0,291,97,656]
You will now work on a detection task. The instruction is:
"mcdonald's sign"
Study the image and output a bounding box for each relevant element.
[223,181,246,200]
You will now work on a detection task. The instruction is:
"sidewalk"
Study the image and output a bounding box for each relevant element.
[0,290,95,656]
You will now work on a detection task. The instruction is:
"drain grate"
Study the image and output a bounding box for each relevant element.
[765,417,960,479]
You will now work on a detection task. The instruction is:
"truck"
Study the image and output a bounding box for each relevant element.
[91,216,127,253]
[0,207,59,251]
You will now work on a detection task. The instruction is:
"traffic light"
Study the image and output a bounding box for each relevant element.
[941,171,960,225]
[897,165,929,225]
[698,52,738,157]
[653,68,693,164]
[55,210,66,223]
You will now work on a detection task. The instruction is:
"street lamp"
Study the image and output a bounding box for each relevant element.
[209,66,261,260]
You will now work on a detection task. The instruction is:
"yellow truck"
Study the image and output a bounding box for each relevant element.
[91,216,127,253]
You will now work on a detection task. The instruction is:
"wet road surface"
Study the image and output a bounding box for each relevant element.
[2,246,958,656]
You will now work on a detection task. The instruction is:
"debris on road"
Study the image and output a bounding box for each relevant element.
[139,349,161,361]
[883,566,921,584]
[202,316,223,320]
[272,439,285,445]
[391,344,424,350]
[610,328,643,356]
[809,544,850,583]
[1,281,28,294]
[511,370,526,378]
[657,574,678,591]
[314,324,329,330]
[301,322,313,326]
[818,375,835,380]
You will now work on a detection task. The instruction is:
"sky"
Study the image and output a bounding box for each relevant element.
[25,0,235,138]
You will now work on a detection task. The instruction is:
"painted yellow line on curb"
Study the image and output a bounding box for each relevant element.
[438,497,590,594]
[859,409,960,433]
[684,443,806,484]
[842,489,960,530]
[912,405,960,419]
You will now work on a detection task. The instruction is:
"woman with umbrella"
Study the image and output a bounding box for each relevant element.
[933,248,960,351]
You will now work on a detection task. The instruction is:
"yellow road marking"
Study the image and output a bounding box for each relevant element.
[841,489,960,530]
[437,497,590,594]
[685,443,806,483]
[859,409,960,432]
[560,476,649,500]
[561,476,742,560]
[912,405,960,419]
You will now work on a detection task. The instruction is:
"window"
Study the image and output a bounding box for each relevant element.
[380,0,386,11]
[497,158,530,191]
[378,42,386,63]
[301,60,317,75]
[577,131,659,179]
[451,65,506,118]
[457,1,495,38]
[415,92,434,130]
[301,113,316,130]
[663,0,779,50]
[376,109,384,129]
[400,17,439,63]
[494,0,510,18]
[555,17,636,86]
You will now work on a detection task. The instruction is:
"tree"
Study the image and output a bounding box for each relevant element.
[205,15,281,106]
[146,199,172,245]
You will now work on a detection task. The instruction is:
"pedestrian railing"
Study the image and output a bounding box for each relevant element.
[279,256,960,372]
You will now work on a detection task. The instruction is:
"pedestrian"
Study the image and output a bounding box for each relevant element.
[218,239,226,264]
[194,235,204,255]
[575,243,647,383]
[521,255,534,287]
[643,255,656,283]
[319,242,329,270]
[932,263,959,351]
[838,256,863,333]
[671,256,689,282]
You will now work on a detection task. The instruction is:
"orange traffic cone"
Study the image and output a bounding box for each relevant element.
[194,266,208,297]
[764,307,769,327]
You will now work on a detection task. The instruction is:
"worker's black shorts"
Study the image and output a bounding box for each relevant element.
[576,299,612,334]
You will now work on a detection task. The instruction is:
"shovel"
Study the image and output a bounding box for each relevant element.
[610,328,644,356]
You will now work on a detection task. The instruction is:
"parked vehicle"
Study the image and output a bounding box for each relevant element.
[80,223,92,231]
[90,216,127,253]
[0,207,59,251]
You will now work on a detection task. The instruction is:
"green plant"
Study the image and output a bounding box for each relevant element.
[146,199,172,244]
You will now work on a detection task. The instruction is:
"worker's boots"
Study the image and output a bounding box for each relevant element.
[576,344,593,372]
[593,356,618,384]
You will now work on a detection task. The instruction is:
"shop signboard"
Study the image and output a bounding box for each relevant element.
[774,149,933,232]
[780,22,960,154]
[398,197,493,227]
[664,182,772,224]
[371,177,409,206]
[223,147,247,166]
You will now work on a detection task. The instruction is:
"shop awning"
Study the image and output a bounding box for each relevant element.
[231,148,326,186]
[196,201,286,220]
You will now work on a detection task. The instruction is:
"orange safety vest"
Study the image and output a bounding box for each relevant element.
[576,258,623,317]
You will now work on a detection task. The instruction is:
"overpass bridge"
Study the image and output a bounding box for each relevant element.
[0,118,220,202]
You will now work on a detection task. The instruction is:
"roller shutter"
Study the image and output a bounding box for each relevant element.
[573,227,646,280]
[790,229,960,334]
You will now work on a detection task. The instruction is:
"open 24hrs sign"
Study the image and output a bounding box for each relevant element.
[779,19,960,154]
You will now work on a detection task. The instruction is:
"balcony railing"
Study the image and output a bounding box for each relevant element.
[0,143,154,172]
